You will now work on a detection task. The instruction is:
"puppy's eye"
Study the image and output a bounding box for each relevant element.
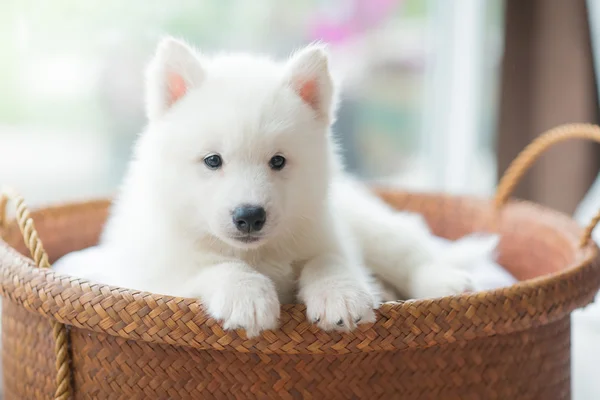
[269,155,286,171]
[204,154,223,170]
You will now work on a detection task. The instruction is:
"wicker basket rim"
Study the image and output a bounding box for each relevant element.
[0,194,599,355]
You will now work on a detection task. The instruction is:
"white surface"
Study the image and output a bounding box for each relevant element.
[572,168,600,400]
[573,298,600,400]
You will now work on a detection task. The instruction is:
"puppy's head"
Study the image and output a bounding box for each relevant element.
[138,38,337,249]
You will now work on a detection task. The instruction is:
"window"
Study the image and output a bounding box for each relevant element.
[0,0,504,205]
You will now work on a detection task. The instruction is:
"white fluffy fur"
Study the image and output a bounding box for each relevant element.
[54,38,498,337]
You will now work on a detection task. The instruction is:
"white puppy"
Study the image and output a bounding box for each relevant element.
[54,38,498,337]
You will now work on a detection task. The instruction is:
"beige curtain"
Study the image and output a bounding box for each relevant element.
[497,0,599,214]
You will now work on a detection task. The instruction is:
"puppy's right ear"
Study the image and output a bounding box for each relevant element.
[284,43,335,123]
[145,37,205,120]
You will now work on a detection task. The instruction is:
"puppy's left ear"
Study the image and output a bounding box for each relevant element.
[285,43,335,122]
[145,37,205,121]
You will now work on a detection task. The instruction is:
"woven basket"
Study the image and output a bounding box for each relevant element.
[1,124,600,400]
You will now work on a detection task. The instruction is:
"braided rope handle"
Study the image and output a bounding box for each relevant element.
[0,188,72,400]
[494,123,600,248]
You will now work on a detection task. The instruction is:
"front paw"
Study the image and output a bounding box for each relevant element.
[410,264,475,299]
[206,274,280,338]
[300,279,377,331]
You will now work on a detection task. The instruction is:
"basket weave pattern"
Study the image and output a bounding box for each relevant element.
[3,302,572,399]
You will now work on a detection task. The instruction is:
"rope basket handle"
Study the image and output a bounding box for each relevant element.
[0,187,72,400]
[494,123,600,248]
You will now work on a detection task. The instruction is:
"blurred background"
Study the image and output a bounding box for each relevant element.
[1,0,600,398]
[0,0,505,206]
[3,0,598,213]
[3,0,600,215]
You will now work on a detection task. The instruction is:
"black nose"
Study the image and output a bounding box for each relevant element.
[232,205,267,233]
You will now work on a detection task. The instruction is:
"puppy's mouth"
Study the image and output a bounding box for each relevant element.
[231,235,264,245]
[236,236,261,243]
